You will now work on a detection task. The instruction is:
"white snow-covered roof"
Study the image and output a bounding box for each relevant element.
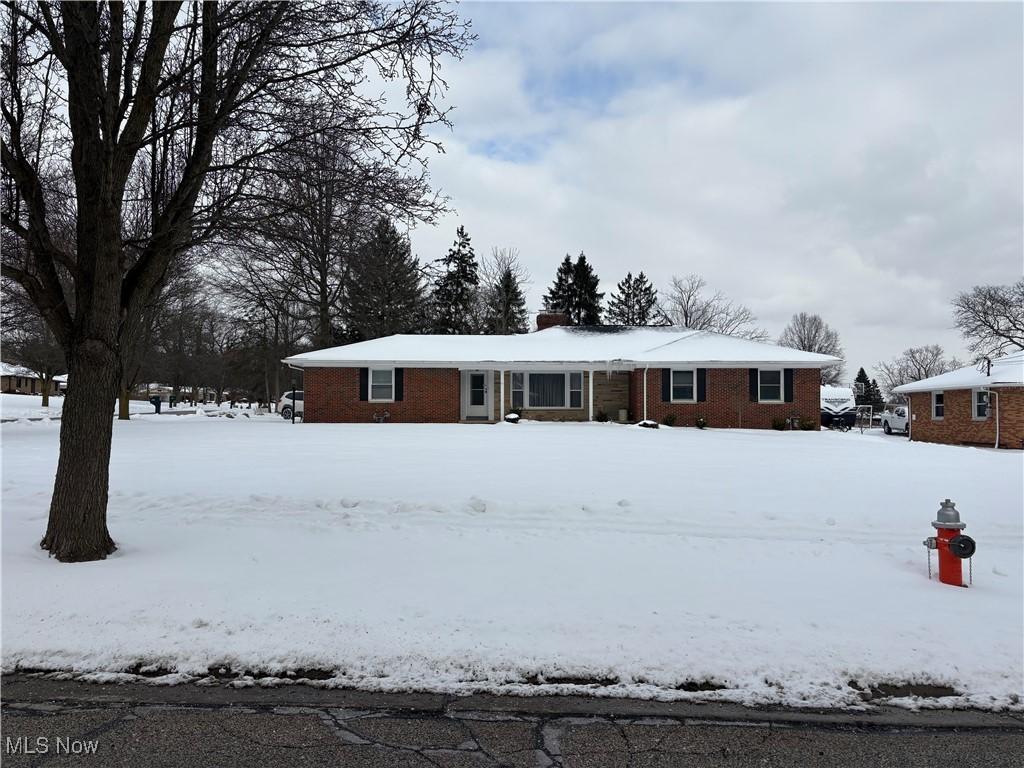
[820,385,855,413]
[0,362,39,378]
[284,327,840,369]
[894,351,1024,394]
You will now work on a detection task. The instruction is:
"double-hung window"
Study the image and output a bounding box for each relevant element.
[973,389,989,420]
[671,369,696,402]
[569,372,583,408]
[758,369,783,403]
[932,391,944,420]
[369,368,394,401]
[511,373,524,409]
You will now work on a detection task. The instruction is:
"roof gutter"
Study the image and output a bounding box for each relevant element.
[282,359,833,370]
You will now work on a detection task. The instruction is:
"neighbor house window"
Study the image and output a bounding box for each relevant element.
[511,372,524,409]
[973,389,989,420]
[671,369,696,402]
[932,391,944,420]
[369,368,394,401]
[758,369,783,402]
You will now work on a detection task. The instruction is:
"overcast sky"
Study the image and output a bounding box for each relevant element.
[407,2,1023,379]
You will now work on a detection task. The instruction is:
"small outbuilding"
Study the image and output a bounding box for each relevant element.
[893,351,1024,449]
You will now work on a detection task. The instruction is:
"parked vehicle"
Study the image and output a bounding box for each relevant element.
[278,390,304,420]
[820,385,856,430]
[881,405,910,435]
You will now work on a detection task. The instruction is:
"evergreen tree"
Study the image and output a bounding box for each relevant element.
[606,271,661,326]
[432,226,480,334]
[853,367,872,405]
[571,253,604,325]
[868,378,885,410]
[543,252,603,325]
[482,266,529,334]
[543,255,575,317]
[343,218,428,340]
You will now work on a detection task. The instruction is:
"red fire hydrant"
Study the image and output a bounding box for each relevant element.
[923,499,976,587]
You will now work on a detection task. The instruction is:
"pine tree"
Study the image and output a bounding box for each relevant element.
[482,265,529,334]
[868,378,885,410]
[853,367,872,405]
[542,252,604,325]
[432,226,480,334]
[571,253,604,325]
[343,218,428,340]
[606,271,660,326]
[543,255,575,317]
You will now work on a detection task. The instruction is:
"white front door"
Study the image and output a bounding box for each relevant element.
[463,371,490,420]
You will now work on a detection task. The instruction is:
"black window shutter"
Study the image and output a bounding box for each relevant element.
[395,368,404,401]
[749,369,758,401]
[358,368,368,401]
[697,369,707,402]
[784,368,794,403]
[661,368,671,402]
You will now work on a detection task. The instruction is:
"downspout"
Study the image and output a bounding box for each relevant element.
[992,390,999,449]
[588,368,594,422]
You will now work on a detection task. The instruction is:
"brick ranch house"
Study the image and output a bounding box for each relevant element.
[283,317,838,427]
[894,351,1024,449]
[0,363,61,396]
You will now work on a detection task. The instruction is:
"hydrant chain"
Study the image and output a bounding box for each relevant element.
[923,499,977,588]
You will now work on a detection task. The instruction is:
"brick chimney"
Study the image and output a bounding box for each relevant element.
[536,311,569,331]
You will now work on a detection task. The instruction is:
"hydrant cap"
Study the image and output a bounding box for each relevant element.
[933,498,967,530]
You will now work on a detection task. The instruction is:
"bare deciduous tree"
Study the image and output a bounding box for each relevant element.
[661,274,768,341]
[241,107,446,348]
[1,1,471,561]
[479,247,530,334]
[876,345,963,401]
[778,312,845,385]
[952,280,1024,357]
[1,282,64,406]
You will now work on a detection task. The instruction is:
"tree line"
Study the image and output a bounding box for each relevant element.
[1,1,1020,563]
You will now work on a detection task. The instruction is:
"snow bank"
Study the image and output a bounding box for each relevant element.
[0,394,153,420]
[2,419,1021,709]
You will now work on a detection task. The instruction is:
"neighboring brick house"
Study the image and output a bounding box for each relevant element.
[285,316,837,427]
[0,363,61,396]
[894,352,1024,449]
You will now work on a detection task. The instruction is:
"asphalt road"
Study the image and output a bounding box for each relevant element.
[2,675,1022,767]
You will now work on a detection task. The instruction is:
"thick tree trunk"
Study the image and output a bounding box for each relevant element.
[40,378,50,408]
[41,342,120,562]
[118,385,131,420]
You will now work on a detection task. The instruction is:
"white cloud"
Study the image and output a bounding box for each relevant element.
[410,2,1022,378]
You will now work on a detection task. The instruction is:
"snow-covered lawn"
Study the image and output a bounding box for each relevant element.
[2,418,1022,710]
[0,393,154,420]
[0,393,260,420]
